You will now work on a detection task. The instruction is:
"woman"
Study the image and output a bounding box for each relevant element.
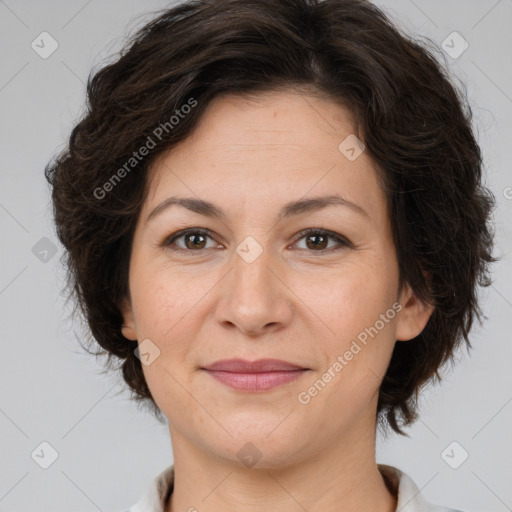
[44,0,496,510]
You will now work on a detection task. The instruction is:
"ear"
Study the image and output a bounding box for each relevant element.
[119,296,138,341]
[395,282,434,342]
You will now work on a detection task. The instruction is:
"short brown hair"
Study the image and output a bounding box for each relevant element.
[45,0,496,434]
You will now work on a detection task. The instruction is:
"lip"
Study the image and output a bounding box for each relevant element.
[202,358,307,372]
[201,358,309,392]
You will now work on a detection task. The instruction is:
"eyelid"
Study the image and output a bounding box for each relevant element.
[161,227,352,253]
[291,228,352,250]
[162,228,220,251]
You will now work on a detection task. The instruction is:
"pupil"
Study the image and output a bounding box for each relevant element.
[307,234,327,250]
[187,234,205,249]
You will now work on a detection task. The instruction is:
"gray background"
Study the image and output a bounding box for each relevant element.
[0,0,511,510]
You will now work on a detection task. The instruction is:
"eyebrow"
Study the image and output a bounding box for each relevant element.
[146,194,369,224]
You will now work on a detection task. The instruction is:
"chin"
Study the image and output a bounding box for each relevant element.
[211,424,311,470]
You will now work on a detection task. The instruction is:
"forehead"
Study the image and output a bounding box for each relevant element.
[178,89,358,149]
[143,90,386,225]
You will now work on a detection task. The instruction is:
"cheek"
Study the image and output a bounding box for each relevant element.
[128,268,194,378]
[132,274,201,412]
[303,260,397,339]
[130,253,199,335]
[302,259,399,391]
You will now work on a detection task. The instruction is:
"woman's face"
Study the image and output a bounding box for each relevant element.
[121,89,432,467]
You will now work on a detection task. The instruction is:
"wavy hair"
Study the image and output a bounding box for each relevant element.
[45,0,496,434]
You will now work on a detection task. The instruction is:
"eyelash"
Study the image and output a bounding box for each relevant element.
[161,228,352,254]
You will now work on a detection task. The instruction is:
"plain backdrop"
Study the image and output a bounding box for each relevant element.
[0,1,511,511]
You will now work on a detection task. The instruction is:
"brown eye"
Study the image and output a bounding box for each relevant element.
[305,233,328,250]
[163,228,219,252]
[294,229,351,253]
[184,233,207,250]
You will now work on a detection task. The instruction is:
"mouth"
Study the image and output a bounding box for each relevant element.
[200,358,310,392]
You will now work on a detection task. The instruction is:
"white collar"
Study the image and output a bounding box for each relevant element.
[128,464,463,512]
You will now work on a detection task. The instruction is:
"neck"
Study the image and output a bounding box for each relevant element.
[165,413,397,512]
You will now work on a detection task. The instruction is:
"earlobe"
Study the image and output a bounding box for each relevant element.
[119,297,138,341]
[395,283,434,342]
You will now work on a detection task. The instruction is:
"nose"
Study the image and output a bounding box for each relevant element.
[214,245,294,337]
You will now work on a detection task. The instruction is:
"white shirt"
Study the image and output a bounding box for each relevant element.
[126,464,464,512]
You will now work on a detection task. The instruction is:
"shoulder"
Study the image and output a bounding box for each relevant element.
[126,463,465,512]
[127,464,175,512]
[378,464,466,512]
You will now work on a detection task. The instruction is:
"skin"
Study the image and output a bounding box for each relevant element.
[121,89,434,512]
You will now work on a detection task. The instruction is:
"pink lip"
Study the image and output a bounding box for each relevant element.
[201,358,309,392]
